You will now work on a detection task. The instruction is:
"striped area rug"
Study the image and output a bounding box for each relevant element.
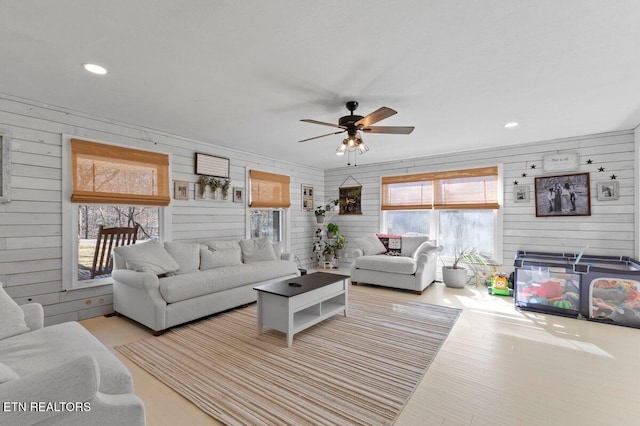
[116,287,461,425]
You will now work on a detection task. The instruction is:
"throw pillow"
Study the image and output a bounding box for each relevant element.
[0,284,30,340]
[239,237,278,263]
[0,362,20,384]
[353,234,387,256]
[200,247,243,270]
[164,242,201,275]
[401,236,430,257]
[113,240,180,275]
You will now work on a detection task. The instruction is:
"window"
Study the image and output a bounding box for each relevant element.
[382,166,501,261]
[63,138,170,289]
[249,170,290,244]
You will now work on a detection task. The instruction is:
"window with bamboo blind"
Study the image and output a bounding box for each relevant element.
[249,170,291,208]
[381,166,499,210]
[71,139,170,206]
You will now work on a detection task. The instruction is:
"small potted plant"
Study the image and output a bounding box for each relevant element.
[314,206,326,223]
[326,223,339,239]
[221,179,231,200]
[441,247,490,288]
[198,175,209,197]
[208,177,222,199]
[326,199,340,212]
[333,234,346,258]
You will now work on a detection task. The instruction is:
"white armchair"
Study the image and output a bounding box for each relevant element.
[349,235,442,294]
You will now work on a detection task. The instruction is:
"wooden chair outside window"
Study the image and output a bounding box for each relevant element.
[89,224,139,279]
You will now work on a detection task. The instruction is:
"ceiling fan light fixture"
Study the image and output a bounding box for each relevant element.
[336,141,347,155]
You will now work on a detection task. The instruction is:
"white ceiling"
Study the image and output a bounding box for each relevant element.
[2,1,640,169]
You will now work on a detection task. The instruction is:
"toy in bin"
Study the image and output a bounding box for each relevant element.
[489,274,513,296]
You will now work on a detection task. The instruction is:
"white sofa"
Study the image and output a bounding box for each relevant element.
[349,235,442,294]
[0,285,145,426]
[112,237,299,335]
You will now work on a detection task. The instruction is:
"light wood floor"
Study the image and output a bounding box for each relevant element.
[82,272,640,426]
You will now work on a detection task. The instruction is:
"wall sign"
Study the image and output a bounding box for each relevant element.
[543,153,579,172]
[195,153,230,178]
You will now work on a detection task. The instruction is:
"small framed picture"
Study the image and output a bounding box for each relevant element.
[174,181,189,200]
[513,185,530,203]
[302,184,313,211]
[597,181,619,201]
[233,187,244,203]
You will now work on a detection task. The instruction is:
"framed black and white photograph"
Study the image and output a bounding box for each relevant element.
[534,172,590,217]
[513,185,530,203]
[302,184,313,211]
[597,181,619,201]
[174,180,189,200]
[233,187,244,203]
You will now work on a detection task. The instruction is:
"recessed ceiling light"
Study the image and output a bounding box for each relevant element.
[82,63,108,75]
[504,122,519,129]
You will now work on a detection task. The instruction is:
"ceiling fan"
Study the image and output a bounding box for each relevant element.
[299,101,414,161]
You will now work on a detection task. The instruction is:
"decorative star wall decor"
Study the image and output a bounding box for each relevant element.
[513,180,519,185]
[586,159,593,164]
[522,173,527,178]
[610,174,617,180]
[598,167,605,172]
[530,164,537,169]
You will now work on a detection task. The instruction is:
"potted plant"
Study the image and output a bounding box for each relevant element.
[314,206,326,223]
[326,223,339,239]
[326,199,340,212]
[323,244,335,264]
[221,179,231,200]
[333,234,346,258]
[441,247,489,288]
[208,177,222,199]
[198,175,209,197]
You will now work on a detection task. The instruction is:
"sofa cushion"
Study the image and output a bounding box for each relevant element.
[354,255,418,275]
[200,247,243,270]
[401,236,430,257]
[0,285,30,340]
[239,237,277,263]
[353,235,387,256]
[0,321,133,395]
[114,240,180,275]
[159,260,298,303]
[0,361,19,384]
[164,242,201,275]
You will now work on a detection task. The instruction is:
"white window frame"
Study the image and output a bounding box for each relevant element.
[61,135,172,290]
[246,168,290,252]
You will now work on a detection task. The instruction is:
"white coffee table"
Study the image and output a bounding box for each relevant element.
[254,272,349,346]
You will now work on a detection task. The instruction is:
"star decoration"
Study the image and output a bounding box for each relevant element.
[610,174,617,180]
[598,167,605,172]
[530,164,537,169]
[586,159,593,164]
[522,173,527,178]
[513,180,519,185]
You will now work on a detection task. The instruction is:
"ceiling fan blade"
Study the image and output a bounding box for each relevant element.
[354,107,397,128]
[361,126,415,134]
[300,119,346,129]
[298,130,346,143]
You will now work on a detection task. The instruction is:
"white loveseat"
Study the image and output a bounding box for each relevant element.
[112,237,299,334]
[0,284,145,426]
[349,235,442,294]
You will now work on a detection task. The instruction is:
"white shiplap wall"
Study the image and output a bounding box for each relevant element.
[0,94,322,325]
[325,130,636,272]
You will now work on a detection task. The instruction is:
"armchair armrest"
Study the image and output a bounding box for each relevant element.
[20,303,44,331]
[346,248,364,259]
[112,269,159,291]
[281,252,294,262]
[0,355,99,426]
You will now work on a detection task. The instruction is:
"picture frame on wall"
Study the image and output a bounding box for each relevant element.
[534,172,590,217]
[597,181,619,201]
[513,185,530,203]
[195,153,230,178]
[302,184,313,211]
[339,185,362,215]
[233,187,244,203]
[174,181,189,200]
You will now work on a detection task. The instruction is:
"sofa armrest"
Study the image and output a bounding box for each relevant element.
[281,252,294,262]
[346,248,364,259]
[112,269,160,291]
[20,303,44,331]
[0,355,99,426]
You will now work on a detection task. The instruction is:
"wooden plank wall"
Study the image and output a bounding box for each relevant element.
[325,130,636,271]
[0,95,323,325]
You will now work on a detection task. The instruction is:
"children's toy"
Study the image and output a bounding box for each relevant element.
[489,273,513,296]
